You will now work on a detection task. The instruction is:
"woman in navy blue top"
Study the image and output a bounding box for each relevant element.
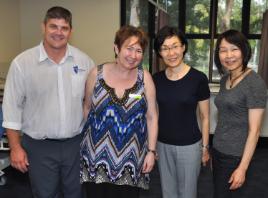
[153,26,210,198]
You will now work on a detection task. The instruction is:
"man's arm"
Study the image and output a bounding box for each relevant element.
[6,129,29,173]
[3,60,28,172]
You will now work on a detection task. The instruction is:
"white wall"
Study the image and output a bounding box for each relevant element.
[0,0,120,78]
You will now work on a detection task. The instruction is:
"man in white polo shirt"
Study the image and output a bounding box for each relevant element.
[2,6,94,198]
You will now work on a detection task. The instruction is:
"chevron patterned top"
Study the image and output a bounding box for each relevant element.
[80,64,149,189]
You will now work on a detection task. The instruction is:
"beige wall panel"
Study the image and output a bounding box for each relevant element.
[0,0,20,78]
[20,0,120,65]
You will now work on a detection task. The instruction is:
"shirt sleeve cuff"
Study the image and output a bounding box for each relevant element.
[2,121,22,130]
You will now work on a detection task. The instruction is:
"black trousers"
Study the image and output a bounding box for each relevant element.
[212,148,247,198]
[22,134,83,198]
[84,182,140,198]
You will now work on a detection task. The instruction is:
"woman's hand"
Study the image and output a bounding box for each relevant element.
[202,148,210,166]
[142,152,156,173]
[228,167,246,190]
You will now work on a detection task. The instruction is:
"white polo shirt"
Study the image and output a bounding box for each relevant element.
[2,42,94,139]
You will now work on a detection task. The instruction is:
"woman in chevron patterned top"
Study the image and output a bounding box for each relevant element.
[80,25,158,198]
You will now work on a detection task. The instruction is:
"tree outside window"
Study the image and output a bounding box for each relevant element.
[121,0,268,82]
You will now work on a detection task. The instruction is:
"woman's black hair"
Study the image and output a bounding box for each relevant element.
[154,26,188,58]
[214,29,251,75]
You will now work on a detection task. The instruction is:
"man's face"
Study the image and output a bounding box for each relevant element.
[42,18,72,51]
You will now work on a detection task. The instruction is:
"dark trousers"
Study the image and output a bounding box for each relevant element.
[84,182,140,198]
[212,148,247,198]
[22,133,83,198]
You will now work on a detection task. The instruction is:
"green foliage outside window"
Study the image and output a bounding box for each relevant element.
[123,0,268,81]
[217,0,242,33]
[167,0,178,27]
[250,0,268,34]
[186,0,210,34]
[185,39,210,76]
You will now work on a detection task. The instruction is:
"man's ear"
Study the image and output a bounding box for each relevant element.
[41,23,46,34]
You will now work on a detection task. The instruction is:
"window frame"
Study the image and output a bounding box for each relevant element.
[120,0,263,83]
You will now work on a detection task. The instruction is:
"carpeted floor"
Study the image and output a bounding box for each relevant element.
[1,147,268,198]
[141,147,268,198]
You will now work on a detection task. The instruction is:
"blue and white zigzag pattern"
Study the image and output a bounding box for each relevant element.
[81,66,148,183]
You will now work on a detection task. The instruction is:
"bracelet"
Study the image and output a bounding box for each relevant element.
[148,149,157,155]
[147,149,159,159]
[202,145,209,149]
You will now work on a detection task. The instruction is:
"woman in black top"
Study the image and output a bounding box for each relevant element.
[153,26,210,198]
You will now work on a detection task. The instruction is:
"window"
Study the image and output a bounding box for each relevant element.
[122,0,150,70]
[186,0,210,34]
[250,0,268,34]
[121,0,268,82]
[167,0,179,27]
[185,39,210,75]
[121,0,168,72]
[249,0,268,71]
[217,0,242,33]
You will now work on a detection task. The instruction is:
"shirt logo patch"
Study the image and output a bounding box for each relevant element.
[73,65,86,74]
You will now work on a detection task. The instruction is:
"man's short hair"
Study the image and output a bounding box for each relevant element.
[44,6,72,28]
